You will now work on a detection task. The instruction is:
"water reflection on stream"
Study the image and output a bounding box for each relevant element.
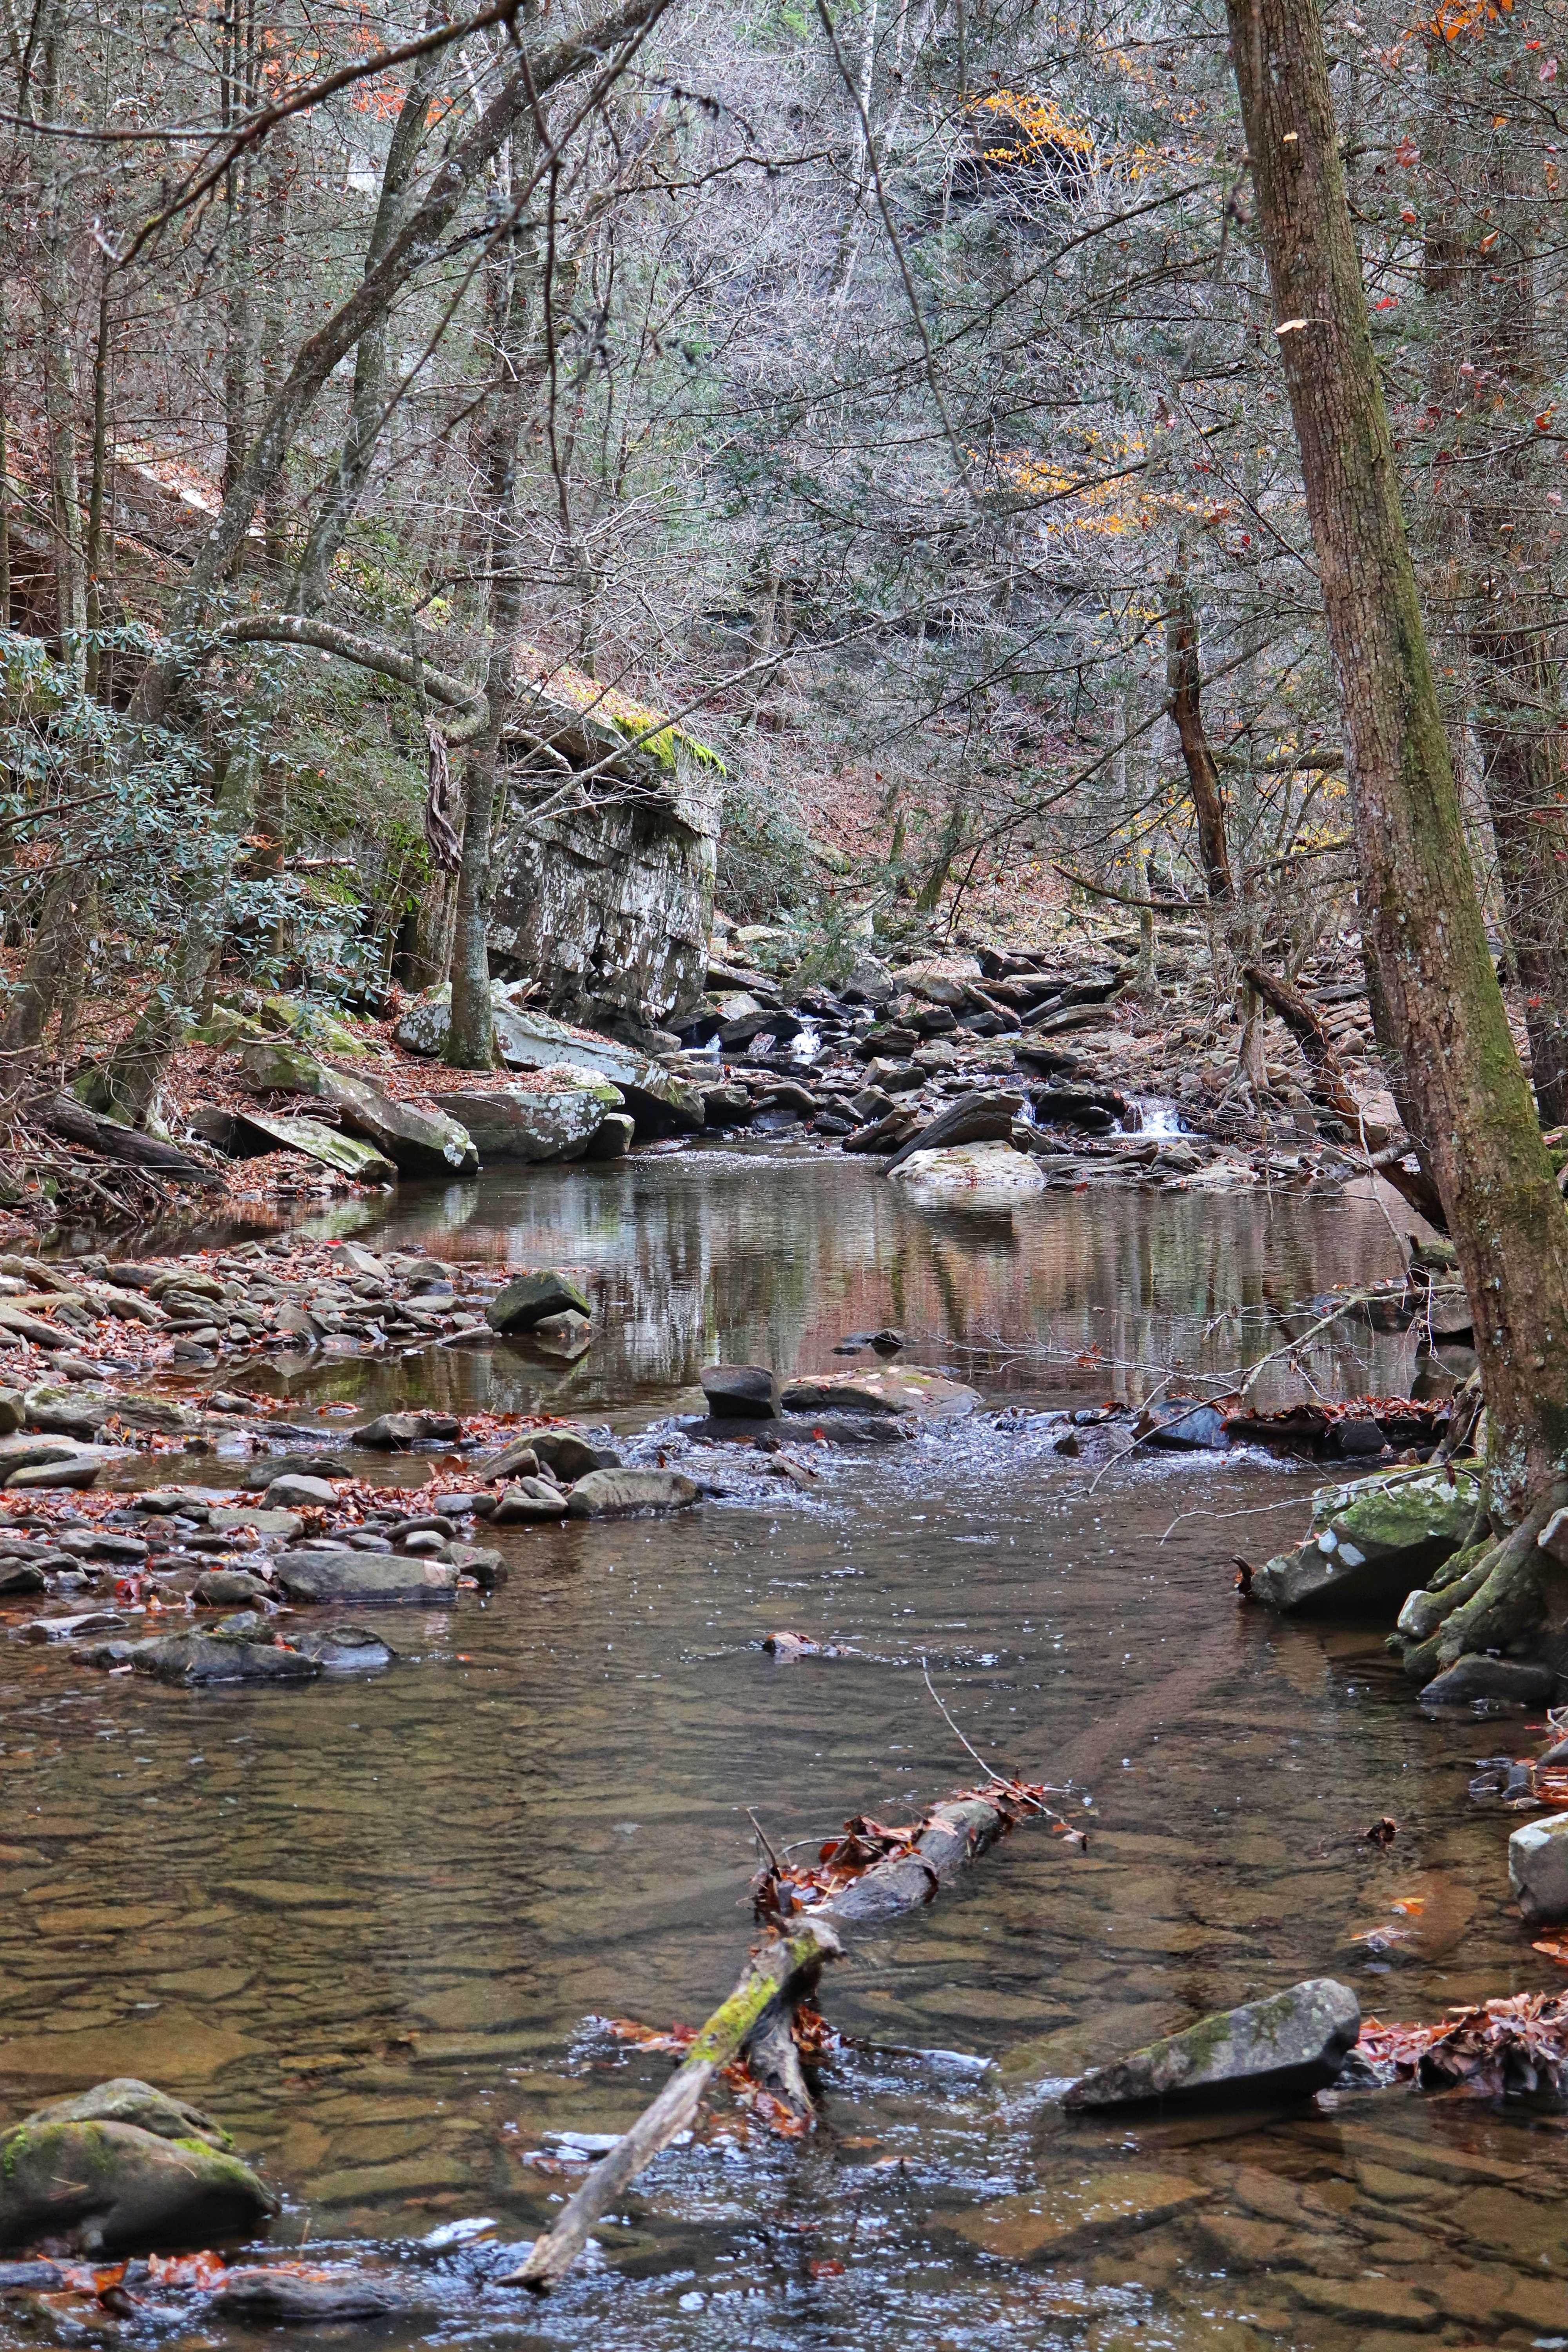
[5,1153,1566,2350]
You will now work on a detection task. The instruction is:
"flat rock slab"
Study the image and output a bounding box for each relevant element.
[193,1569,276,1606]
[289,1625,395,1673]
[231,1112,397,1184]
[1251,1466,1481,1617]
[1062,1978,1361,2111]
[681,1412,914,1446]
[352,1410,461,1449]
[0,2078,277,2253]
[566,1468,700,1516]
[265,1473,339,1507]
[237,1042,478,1178]
[780,1368,979,1420]
[208,1505,303,1539]
[272,1552,459,1603]
[127,1632,319,1684]
[949,2169,1208,2262]
[5,1445,123,1490]
[396,992,705,1134]
[210,2268,413,2323]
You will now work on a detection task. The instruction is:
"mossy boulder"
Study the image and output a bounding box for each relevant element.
[0,2079,277,2253]
[485,1270,592,1333]
[442,1073,623,1164]
[1250,1465,1481,1617]
[236,1044,477,1179]
[1062,1980,1361,2112]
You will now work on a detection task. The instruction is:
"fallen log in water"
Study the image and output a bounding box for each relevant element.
[503,1774,1058,2293]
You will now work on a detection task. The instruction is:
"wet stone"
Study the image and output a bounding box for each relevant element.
[1063,1979,1361,2112]
[949,2168,1209,2261]
[0,2078,277,2253]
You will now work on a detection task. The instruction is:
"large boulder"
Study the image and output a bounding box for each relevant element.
[0,2080,278,2253]
[485,1270,591,1334]
[779,1368,979,1420]
[883,1089,1025,1174]
[1249,1466,1481,1617]
[1062,1980,1362,2112]
[441,1071,623,1163]
[480,997,704,1134]
[236,1044,477,1179]
[889,1140,1047,1195]
[1419,1655,1557,1708]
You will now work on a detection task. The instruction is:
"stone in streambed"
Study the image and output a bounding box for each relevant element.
[0,1562,44,1595]
[441,1073,624,1164]
[485,1270,591,1334]
[1510,1814,1568,1922]
[272,1551,458,1603]
[1136,1397,1231,1451]
[435,1539,505,1586]
[1249,1465,1481,1617]
[0,2078,277,2254]
[211,2267,412,2323]
[240,1450,353,1489]
[779,1368,978,1420]
[1419,1654,1558,1708]
[533,1428,615,1480]
[127,1627,318,1684]
[491,1479,570,1522]
[1061,1978,1361,2112]
[889,1139,1046,1194]
[352,1410,461,1450]
[193,1568,276,1607]
[585,1111,634,1159]
[263,1473,339,1508]
[949,2169,1208,2262]
[530,1308,594,1356]
[288,1625,395,1673]
[565,1468,700,1517]
[207,1506,302,1540]
[700,1363,780,1418]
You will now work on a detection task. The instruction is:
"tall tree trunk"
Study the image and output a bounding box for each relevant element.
[1465,131,1568,1129]
[36,16,85,679]
[447,256,533,1069]
[1223,0,1568,1524]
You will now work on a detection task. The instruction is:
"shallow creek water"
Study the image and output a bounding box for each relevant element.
[5,1152,1568,2350]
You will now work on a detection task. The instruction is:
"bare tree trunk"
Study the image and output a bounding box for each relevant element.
[448,253,534,1068]
[83,270,112,699]
[1223,0,1568,1528]
[36,15,85,679]
[1165,558,1233,903]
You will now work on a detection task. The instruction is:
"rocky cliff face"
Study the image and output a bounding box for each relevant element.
[488,751,719,1033]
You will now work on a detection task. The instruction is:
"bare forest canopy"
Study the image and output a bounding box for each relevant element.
[2,0,1568,1096]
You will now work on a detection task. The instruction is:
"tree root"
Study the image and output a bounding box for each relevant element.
[1399,1480,1568,1682]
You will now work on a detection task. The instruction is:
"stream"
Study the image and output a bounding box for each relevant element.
[4,1150,1566,2349]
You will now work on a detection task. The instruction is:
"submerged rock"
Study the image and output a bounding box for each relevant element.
[1249,1466,1481,1617]
[1062,1979,1361,2111]
[1136,1397,1231,1451]
[288,1625,395,1673]
[126,1629,318,1685]
[352,1410,462,1450]
[565,1468,700,1516]
[1510,1815,1568,1922]
[0,2079,277,2253]
[485,1270,592,1333]
[1419,1655,1558,1708]
[210,2267,412,2323]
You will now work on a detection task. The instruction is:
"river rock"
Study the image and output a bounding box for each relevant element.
[1419,1654,1558,1707]
[780,1368,979,1419]
[288,1625,395,1673]
[352,1410,462,1450]
[240,1450,353,1488]
[492,1478,571,1522]
[272,1551,459,1603]
[0,2080,278,2254]
[1250,1466,1481,1617]
[0,1562,44,1595]
[229,1112,397,1183]
[530,1308,593,1355]
[585,1110,635,1159]
[889,1139,1047,1194]
[264,1473,339,1507]
[1510,1815,1568,1922]
[533,1428,616,1479]
[128,1627,318,1684]
[5,1446,120,1490]
[1137,1397,1231,1451]
[236,1044,478,1178]
[442,1073,624,1163]
[565,1468,700,1516]
[436,1539,506,1585]
[0,1389,22,1436]
[883,1089,1026,1174]
[0,1433,94,1477]
[485,1270,592,1333]
[193,1569,276,1606]
[1062,1979,1362,2111]
[700,1363,780,1418]
[211,2267,410,2323]
[208,1505,303,1541]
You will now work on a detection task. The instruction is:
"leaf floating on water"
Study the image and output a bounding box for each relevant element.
[1534,1940,1568,1967]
